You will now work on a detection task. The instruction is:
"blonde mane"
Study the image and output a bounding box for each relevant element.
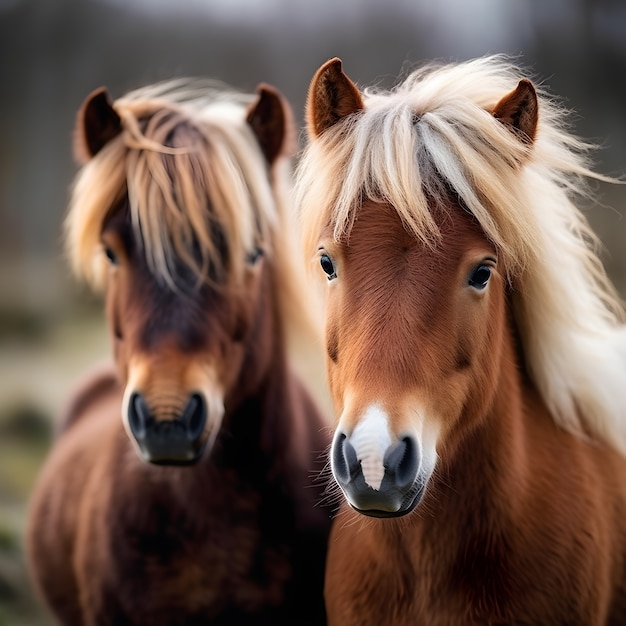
[67,80,278,290]
[296,55,626,453]
[66,80,327,404]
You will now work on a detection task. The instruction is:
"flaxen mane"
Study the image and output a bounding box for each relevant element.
[67,79,325,397]
[296,55,626,453]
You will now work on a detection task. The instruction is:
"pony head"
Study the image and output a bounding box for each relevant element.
[297,57,626,516]
[67,80,299,465]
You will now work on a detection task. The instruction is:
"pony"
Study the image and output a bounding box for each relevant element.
[295,55,626,625]
[27,78,332,625]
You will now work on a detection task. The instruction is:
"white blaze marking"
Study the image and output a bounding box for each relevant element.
[350,404,392,490]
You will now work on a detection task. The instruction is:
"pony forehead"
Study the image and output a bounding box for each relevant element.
[298,57,555,276]
[67,80,277,290]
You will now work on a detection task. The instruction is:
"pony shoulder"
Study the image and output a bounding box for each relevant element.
[56,363,121,436]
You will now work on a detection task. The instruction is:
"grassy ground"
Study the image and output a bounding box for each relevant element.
[0,408,52,626]
[0,307,109,626]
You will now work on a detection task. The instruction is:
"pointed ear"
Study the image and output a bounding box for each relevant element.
[493,79,538,145]
[306,58,364,138]
[73,87,122,164]
[246,83,295,164]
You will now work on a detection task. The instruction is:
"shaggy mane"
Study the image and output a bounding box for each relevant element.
[296,55,626,453]
[67,80,276,290]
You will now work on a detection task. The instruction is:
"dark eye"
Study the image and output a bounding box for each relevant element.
[468,264,492,290]
[320,253,337,280]
[104,246,118,265]
[246,247,264,265]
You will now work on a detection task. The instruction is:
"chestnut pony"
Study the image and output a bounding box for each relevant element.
[27,80,331,625]
[296,55,626,625]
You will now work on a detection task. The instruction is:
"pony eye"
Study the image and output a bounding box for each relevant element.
[468,264,492,290]
[246,247,264,265]
[104,246,118,265]
[320,253,337,280]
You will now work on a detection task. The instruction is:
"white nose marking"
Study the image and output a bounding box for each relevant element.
[350,405,392,490]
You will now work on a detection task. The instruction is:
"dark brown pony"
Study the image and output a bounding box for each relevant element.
[27,79,331,625]
[296,55,626,625]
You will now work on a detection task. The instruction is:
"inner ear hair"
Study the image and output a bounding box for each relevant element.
[74,87,122,164]
[492,79,538,145]
[246,84,294,164]
[307,58,364,138]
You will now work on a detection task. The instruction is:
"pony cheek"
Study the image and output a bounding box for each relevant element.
[111,339,129,388]
[104,271,127,340]
[104,294,129,382]
[231,320,245,344]
[325,365,345,421]
[433,364,494,456]
[220,343,250,402]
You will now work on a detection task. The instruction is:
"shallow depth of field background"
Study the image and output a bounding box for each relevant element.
[1,0,625,623]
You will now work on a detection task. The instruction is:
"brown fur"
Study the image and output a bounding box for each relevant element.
[27,81,332,625]
[298,58,626,625]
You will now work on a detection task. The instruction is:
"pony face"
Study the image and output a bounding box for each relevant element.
[318,199,506,516]
[299,58,541,516]
[69,82,293,465]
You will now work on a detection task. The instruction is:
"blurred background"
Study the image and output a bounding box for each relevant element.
[1,0,625,623]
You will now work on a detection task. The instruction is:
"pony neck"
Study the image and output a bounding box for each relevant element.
[220,259,308,460]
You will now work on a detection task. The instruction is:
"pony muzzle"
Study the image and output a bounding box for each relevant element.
[127,392,208,465]
[331,431,424,518]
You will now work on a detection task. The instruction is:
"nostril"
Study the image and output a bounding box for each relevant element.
[181,393,206,442]
[331,432,359,485]
[129,393,152,439]
[384,436,420,489]
[331,433,348,484]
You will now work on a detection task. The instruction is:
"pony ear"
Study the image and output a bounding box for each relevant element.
[74,87,122,164]
[492,79,538,145]
[246,83,295,164]
[306,57,364,138]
